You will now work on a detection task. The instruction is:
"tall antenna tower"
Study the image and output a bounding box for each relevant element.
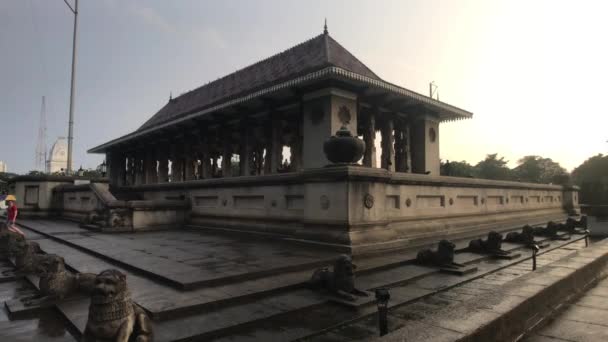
[35,96,48,171]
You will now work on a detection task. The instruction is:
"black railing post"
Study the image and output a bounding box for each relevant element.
[375,288,390,337]
[532,244,540,271]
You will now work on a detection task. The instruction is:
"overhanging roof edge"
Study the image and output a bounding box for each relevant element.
[88,66,472,153]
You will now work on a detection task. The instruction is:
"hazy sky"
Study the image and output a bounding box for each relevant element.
[1,0,606,174]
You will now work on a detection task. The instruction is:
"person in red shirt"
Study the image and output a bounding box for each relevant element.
[4,195,25,237]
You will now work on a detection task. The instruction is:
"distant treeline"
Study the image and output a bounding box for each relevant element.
[440,154,608,205]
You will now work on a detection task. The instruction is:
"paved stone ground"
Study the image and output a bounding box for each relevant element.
[0,218,593,341]
[524,269,608,342]
[20,219,338,289]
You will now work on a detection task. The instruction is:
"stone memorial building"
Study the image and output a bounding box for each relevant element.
[70,28,575,253]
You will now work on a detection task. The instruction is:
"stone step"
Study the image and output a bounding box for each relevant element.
[218,239,589,342]
[13,221,587,342]
[86,238,588,341]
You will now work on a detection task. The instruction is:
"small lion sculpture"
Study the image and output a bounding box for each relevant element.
[82,269,153,342]
[468,231,509,255]
[308,254,368,301]
[0,230,22,260]
[564,216,588,234]
[505,225,536,247]
[2,240,44,276]
[21,254,96,307]
[417,240,463,269]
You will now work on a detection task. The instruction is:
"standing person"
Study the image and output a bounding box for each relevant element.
[4,195,25,237]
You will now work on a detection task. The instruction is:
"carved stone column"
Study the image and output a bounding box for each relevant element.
[405,121,412,172]
[362,112,377,167]
[127,154,136,185]
[221,126,232,177]
[200,136,211,179]
[143,149,156,184]
[184,141,195,181]
[394,120,408,173]
[239,122,252,176]
[158,146,169,183]
[290,117,303,171]
[270,114,282,173]
[381,117,395,172]
[171,144,184,182]
[134,151,144,186]
[108,150,125,187]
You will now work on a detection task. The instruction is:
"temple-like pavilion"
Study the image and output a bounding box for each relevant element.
[62,27,576,254]
[89,28,471,184]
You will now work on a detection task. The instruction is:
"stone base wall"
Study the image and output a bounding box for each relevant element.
[119,166,580,254]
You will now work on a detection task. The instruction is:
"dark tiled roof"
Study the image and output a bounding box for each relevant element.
[138,33,380,131]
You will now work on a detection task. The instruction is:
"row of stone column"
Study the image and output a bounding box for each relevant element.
[362,113,412,173]
[107,116,302,186]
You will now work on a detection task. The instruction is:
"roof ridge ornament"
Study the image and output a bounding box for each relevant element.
[324,18,328,35]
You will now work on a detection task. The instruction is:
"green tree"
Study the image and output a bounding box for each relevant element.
[513,155,568,184]
[572,154,608,205]
[474,154,513,181]
[440,160,475,177]
[0,172,17,194]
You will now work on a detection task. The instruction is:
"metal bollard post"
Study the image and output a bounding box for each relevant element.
[375,288,390,337]
[532,244,540,271]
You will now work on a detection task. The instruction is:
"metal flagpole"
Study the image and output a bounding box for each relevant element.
[65,0,78,174]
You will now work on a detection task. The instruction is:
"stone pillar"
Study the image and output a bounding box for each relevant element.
[127,154,136,185]
[144,149,157,184]
[239,122,252,176]
[221,127,232,177]
[199,137,211,179]
[134,151,144,185]
[290,116,303,171]
[405,122,412,172]
[411,114,440,175]
[362,112,377,167]
[269,114,282,174]
[184,142,195,181]
[381,118,395,172]
[108,151,125,187]
[158,146,169,183]
[302,88,359,169]
[394,120,409,173]
[171,144,183,182]
[562,185,581,215]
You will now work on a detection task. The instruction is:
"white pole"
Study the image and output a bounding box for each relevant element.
[66,0,78,174]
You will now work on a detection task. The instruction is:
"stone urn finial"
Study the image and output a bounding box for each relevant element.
[323,126,366,164]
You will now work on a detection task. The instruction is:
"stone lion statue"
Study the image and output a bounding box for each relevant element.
[0,230,20,260]
[564,216,588,234]
[469,231,508,255]
[308,254,368,301]
[21,254,96,307]
[533,221,560,238]
[505,225,536,246]
[82,269,153,342]
[2,240,44,276]
[417,240,460,268]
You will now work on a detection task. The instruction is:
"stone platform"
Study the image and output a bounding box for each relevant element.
[0,218,591,341]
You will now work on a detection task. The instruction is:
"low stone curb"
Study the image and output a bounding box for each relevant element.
[378,239,608,342]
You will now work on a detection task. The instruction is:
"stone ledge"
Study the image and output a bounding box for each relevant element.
[115,165,568,191]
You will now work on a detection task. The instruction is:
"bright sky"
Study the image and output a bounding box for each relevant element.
[1,0,606,174]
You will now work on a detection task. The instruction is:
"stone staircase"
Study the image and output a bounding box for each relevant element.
[8,219,592,341]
